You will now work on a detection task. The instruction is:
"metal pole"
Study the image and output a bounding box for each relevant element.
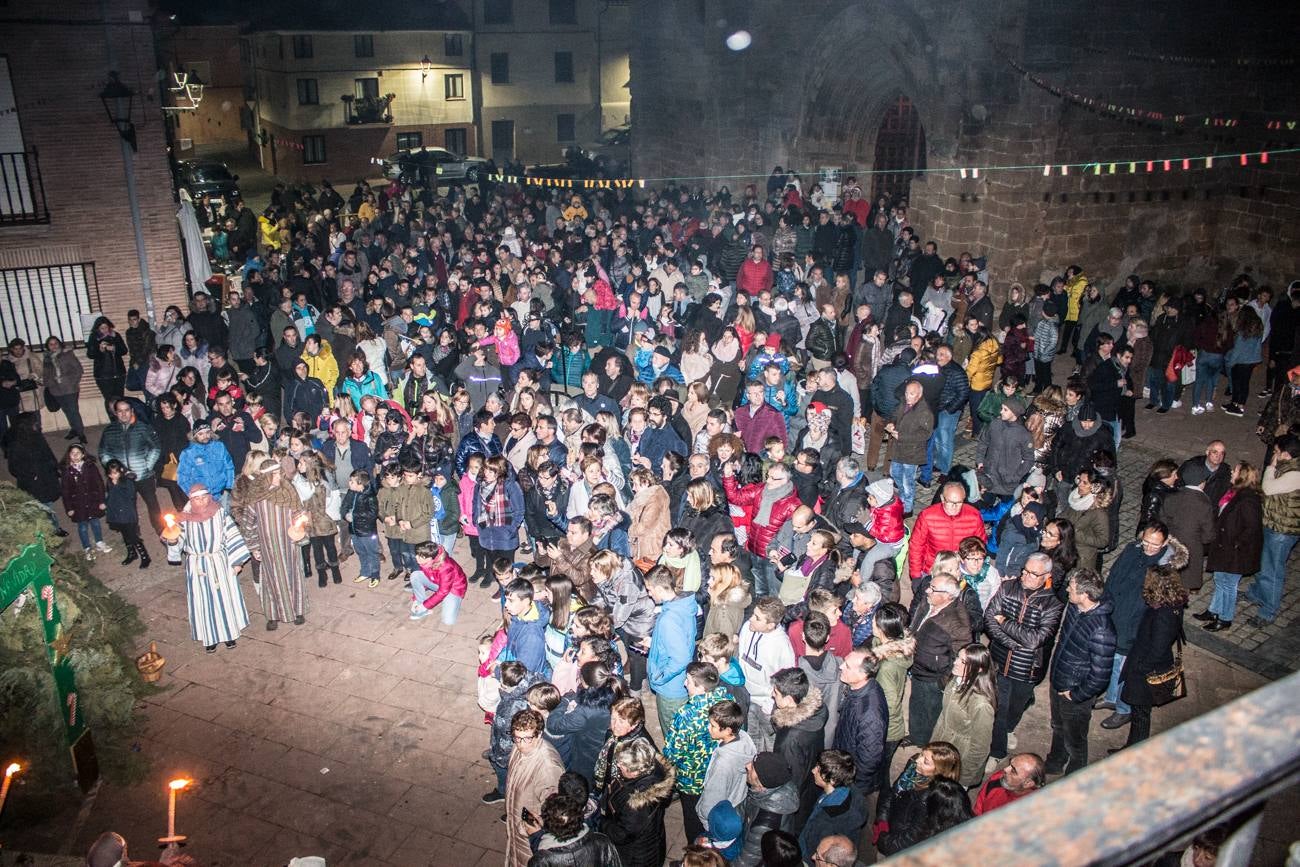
[119,136,156,322]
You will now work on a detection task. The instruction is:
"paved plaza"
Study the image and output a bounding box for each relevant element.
[3,363,1297,865]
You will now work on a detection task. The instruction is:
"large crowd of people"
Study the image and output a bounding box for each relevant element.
[2,166,1297,867]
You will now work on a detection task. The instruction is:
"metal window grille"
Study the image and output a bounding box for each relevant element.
[0,263,100,347]
[0,151,50,225]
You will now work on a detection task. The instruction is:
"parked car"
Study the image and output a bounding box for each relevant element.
[582,126,631,176]
[176,159,241,202]
[380,147,491,186]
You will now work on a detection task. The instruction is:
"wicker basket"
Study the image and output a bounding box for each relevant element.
[136,641,166,683]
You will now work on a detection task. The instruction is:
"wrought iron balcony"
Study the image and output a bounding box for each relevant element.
[0,150,50,226]
[341,94,395,125]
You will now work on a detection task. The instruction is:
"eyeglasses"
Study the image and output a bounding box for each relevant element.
[1023,569,1052,578]
[512,734,539,744]
[942,499,963,507]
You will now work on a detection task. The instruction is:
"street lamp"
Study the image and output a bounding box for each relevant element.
[421,54,433,81]
[99,70,156,321]
[99,72,137,151]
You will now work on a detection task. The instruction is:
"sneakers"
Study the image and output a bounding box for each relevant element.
[481,789,505,804]
[1006,732,1018,750]
[95,540,113,554]
[409,603,432,621]
[84,548,95,562]
[353,574,369,584]
[1191,405,1205,416]
[1204,401,1215,411]
[1223,404,1245,417]
[1170,400,1183,409]
[367,577,380,588]
[1258,388,1273,399]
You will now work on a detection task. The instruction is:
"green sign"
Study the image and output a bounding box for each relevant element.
[1,540,87,746]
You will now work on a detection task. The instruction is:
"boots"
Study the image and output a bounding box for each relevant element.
[317,569,327,588]
[122,544,138,566]
[328,562,342,584]
[137,542,151,569]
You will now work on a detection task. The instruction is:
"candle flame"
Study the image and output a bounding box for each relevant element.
[164,514,177,527]
[4,763,19,778]
[168,778,191,790]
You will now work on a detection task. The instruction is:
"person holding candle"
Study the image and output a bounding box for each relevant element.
[177,484,251,652]
[231,455,309,630]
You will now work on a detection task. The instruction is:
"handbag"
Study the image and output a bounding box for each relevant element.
[43,387,60,412]
[1145,629,1187,707]
[160,453,179,482]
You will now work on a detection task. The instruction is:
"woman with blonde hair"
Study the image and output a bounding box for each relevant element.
[1200,461,1263,631]
[593,410,633,479]
[704,562,751,638]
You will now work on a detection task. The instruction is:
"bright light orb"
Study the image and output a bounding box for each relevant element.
[725,30,752,51]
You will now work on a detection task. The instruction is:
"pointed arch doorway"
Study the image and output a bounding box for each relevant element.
[872,95,926,203]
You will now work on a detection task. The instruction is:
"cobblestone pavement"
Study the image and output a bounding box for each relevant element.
[2,356,1296,864]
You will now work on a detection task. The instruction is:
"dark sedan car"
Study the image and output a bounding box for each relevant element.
[176,159,241,202]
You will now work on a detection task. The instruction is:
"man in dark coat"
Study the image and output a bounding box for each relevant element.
[770,668,828,821]
[1178,440,1230,506]
[984,553,1065,760]
[1046,569,1116,776]
[1157,478,1216,591]
[906,572,971,743]
[832,648,888,797]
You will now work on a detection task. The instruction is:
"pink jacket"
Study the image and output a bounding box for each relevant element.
[415,555,468,610]
[458,478,479,536]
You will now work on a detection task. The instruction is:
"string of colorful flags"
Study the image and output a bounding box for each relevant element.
[1005,55,1300,130]
[487,173,647,189]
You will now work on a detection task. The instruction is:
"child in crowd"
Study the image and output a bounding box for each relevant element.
[294,451,341,587]
[409,540,467,624]
[342,469,380,588]
[60,444,110,561]
[104,459,149,568]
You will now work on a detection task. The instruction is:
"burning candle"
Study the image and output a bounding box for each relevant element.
[0,763,22,818]
[161,514,181,542]
[159,778,191,844]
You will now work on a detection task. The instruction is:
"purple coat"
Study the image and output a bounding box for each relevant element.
[61,461,106,522]
[734,402,788,453]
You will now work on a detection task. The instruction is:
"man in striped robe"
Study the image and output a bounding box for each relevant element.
[178,484,251,652]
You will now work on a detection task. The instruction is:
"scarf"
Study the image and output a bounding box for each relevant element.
[660,550,702,593]
[800,552,829,577]
[962,557,992,591]
[480,479,508,527]
[712,341,740,364]
[755,479,794,525]
[1067,489,1096,511]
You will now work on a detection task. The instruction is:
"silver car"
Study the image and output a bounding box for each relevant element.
[380,147,490,185]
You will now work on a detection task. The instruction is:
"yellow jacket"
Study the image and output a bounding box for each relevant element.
[966,337,1003,391]
[258,215,279,251]
[1064,274,1088,322]
[301,343,339,402]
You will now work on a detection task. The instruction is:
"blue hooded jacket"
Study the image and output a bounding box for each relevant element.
[176,438,235,496]
[648,593,698,699]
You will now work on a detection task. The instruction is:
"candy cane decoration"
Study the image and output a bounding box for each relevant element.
[66,692,77,726]
[40,585,55,621]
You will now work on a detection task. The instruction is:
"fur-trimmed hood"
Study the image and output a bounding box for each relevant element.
[626,752,677,810]
[770,685,824,729]
[872,634,916,661]
[1160,536,1190,571]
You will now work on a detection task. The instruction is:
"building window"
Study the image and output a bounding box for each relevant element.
[490,53,509,85]
[277,36,284,59]
[557,113,575,142]
[296,78,319,105]
[354,34,374,57]
[549,0,577,24]
[303,135,326,164]
[355,77,380,100]
[396,131,423,150]
[291,34,313,59]
[444,73,465,100]
[444,33,463,56]
[553,51,575,83]
[239,40,251,62]
[444,127,467,155]
[491,119,514,159]
[0,264,99,348]
[483,0,512,24]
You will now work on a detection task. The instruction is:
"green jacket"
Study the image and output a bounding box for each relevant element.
[1262,459,1300,536]
[872,635,914,743]
[379,481,434,544]
[663,686,729,795]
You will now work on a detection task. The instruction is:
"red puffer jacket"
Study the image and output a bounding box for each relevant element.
[869,497,906,545]
[723,476,801,557]
[908,502,987,578]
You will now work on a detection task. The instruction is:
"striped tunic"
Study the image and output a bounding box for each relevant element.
[180,510,252,645]
[236,497,307,623]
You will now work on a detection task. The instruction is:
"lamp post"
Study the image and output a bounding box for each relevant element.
[0,762,22,819]
[421,54,433,81]
[158,778,191,845]
[99,72,157,323]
